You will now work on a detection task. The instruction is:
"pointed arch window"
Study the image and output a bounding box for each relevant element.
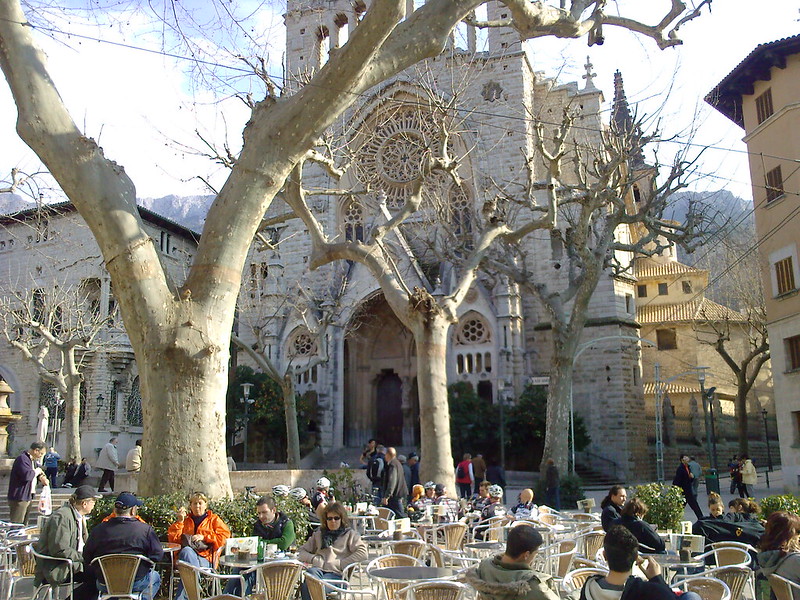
[343,198,365,242]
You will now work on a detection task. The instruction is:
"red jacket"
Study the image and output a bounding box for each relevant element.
[168,510,230,565]
[456,460,473,484]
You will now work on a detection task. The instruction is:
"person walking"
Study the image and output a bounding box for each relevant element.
[672,454,703,520]
[687,456,702,497]
[456,453,474,499]
[43,447,61,488]
[381,447,408,518]
[544,458,560,511]
[739,454,757,498]
[472,453,487,494]
[728,455,741,494]
[95,437,120,492]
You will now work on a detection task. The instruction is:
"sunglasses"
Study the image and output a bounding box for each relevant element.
[326,516,341,521]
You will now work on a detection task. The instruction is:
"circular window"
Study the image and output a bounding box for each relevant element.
[292,332,316,356]
[457,316,490,345]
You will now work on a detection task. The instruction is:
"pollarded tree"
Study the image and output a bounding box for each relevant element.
[485,111,713,475]
[0,0,707,496]
[0,283,116,460]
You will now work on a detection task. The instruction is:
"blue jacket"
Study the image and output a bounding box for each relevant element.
[83,516,164,581]
[44,452,61,469]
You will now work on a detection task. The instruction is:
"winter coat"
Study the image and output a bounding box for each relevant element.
[461,555,560,600]
[579,574,679,600]
[297,527,367,575]
[83,516,164,581]
[125,446,142,471]
[740,459,757,485]
[600,504,622,532]
[472,456,487,481]
[8,451,39,502]
[758,550,800,599]
[672,463,694,494]
[456,460,474,485]
[94,442,119,471]
[382,457,408,501]
[612,515,665,553]
[34,502,86,585]
[168,510,230,565]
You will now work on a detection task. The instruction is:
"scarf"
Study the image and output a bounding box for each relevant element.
[321,526,348,549]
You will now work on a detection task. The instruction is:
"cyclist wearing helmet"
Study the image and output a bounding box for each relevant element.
[272,485,291,497]
[311,477,335,514]
[423,481,436,501]
[291,486,321,531]
[481,485,507,521]
[469,481,492,512]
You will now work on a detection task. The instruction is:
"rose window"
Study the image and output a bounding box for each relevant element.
[292,332,316,356]
[457,317,490,344]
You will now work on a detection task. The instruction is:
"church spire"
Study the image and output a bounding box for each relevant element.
[611,70,646,167]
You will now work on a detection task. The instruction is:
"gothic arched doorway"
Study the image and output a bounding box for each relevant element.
[376,371,403,446]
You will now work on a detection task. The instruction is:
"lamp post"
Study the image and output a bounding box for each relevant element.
[241,382,254,464]
[762,408,773,488]
[697,368,717,471]
[497,380,511,473]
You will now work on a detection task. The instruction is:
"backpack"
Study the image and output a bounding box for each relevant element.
[367,453,385,483]
[456,464,466,479]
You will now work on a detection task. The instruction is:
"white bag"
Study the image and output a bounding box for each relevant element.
[38,485,52,515]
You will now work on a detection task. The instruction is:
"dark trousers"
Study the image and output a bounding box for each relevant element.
[98,469,115,491]
[46,467,59,488]
[458,483,472,499]
[684,490,704,519]
[386,496,406,519]
[545,487,561,511]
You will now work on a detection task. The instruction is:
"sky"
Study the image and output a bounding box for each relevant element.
[0,0,797,202]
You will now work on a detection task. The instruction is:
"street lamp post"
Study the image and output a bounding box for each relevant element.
[697,369,717,472]
[241,382,254,464]
[497,380,511,473]
[762,409,773,488]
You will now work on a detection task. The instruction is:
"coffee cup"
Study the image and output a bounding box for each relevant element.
[267,543,278,555]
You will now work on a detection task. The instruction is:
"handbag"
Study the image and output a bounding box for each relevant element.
[181,534,210,552]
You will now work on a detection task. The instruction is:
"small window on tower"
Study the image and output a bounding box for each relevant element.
[637,284,647,298]
[682,280,692,294]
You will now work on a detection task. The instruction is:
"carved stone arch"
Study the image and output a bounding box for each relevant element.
[339,195,365,242]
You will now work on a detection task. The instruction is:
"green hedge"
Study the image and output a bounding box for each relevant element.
[759,495,800,519]
[85,493,310,545]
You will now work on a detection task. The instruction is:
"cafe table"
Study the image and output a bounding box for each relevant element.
[161,542,181,600]
[369,566,456,582]
[644,553,705,583]
[465,541,503,558]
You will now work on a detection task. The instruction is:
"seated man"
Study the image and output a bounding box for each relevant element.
[225,495,297,595]
[82,492,163,600]
[35,485,102,600]
[433,484,460,523]
[579,525,702,600]
[463,524,559,600]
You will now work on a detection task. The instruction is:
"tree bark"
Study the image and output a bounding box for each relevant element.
[63,348,82,461]
[541,326,578,475]
[412,313,456,495]
[282,375,301,469]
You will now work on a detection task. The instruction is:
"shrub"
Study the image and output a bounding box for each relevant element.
[759,495,800,519]
[632,483,686,532]
[86,492,310,545]
[324,466,365,506]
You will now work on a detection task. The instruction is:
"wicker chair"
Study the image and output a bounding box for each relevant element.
[674,576,731,600]
[29,547,73,600]
[90,554,155,600]
[175,560,244,600]
[304,571,377,600]
[536,514,557,526]
[693,566,752,600]
[578,531,605,562]
[397,580,469,600]
[434,524,467,552]
[561,568,607,594]
[768,573,800,600]
[367,555,424,600]
[709,542,754,567]
[243,559,303,600]
[570,557,602,570]
[388,540,427,560]
[376,508,396,521]
[427,546,479,570]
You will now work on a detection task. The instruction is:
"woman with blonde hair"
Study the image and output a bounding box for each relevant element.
[168,492,230,600]
[758,511,800,592]
[408,484,428,519]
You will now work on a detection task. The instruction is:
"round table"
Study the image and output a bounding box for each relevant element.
[465,541,503,557]
[219,554,280,569]
[369,566,456,581]
[645,553,704,583]
[349,514,377,534]
[161,542,181,600]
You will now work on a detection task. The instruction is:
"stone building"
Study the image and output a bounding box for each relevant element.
[235,0,649,480]
[707,34,800,490]
[0,202,198,463]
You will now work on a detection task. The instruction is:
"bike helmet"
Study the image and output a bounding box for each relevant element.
[316,476,331,489]
[488,484,503,498]
[272,485,290,497]
[289,487,307,500]
[423,481,436,490]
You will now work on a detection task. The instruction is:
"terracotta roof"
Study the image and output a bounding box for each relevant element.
[638,298,746,325]
[635,260,702,279]
[706,33,800,128]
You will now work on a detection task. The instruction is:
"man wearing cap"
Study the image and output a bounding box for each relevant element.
[35,485,102,600]
[463,524,559,600]
[83,492,163,600]
[433,484,460,523]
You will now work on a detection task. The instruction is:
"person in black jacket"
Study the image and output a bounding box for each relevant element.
[600,485,627,532]
[82,493,163,600]
[613,498,666,554]
[580,525,701,600]
[672,454,704,519]
[381,447,408,518]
